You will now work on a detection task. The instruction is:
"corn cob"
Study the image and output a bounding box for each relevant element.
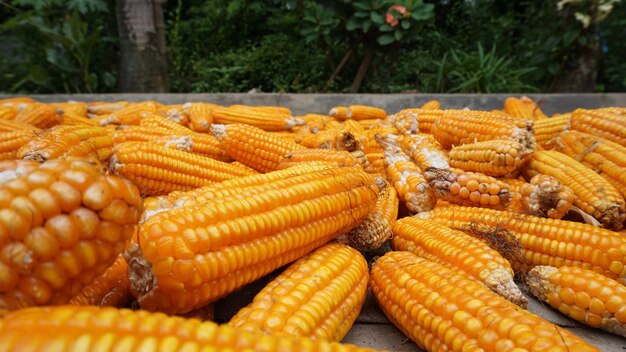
[162,106,188,127]
[377,134,436,213]
[502,174,575,219]
[333,131,362,152]
[17,125,114,163]
[533,114,572,148]
[295,128,340,149]
[424,168,511,209]
[555,130,626,199]
[299,113,337,133]
[329,106,350,120]
[357,118,381,128]
[337,177,398,252]
[525,265,626,338]
[212,105,302,131]
[432,109,535,149]
[570,108,626,146]
[62,110,98,126]
[68,254,131,307]
[141,163,339,221]
[0,119,40,133]
[504,96,547,120]
[523,150,625,230]
[111,142,256,196]
[87,101,128,115]
[392,217,526,307]
[0,107,17,120]
[370,251,600,351]
[230,105,292,116]
[0,306,376,351]
[277,149,360,170]
[129,166,379,313]
[385,110,419,135]
[0,97,33,109]
[183,102,219,132]
[420,99,440,110]
[448,139,533,176]
[211,123,304,172]
[397,133,449,170]
[14,103,62,129]
[598,107,626,116]
[0,160,39,185]
[0,130,37,161]
[0,158,142,313]
[359,125,397,154]
[228,243,368,341]
[52,102,88,117]
[364,152,385,176]
[98,101,162,126]
[416,205,626,282]
[341,119,366,134]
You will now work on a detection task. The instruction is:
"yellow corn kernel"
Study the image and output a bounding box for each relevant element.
[424,168,511,209]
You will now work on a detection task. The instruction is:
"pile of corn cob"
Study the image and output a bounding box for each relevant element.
[0,95,625,351]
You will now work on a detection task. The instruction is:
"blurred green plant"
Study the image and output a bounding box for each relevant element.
[0,0,116,93]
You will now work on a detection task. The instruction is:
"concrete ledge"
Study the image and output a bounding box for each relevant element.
[3,93,626,115]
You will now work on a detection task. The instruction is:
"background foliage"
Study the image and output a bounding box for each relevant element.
[1,0,624,93]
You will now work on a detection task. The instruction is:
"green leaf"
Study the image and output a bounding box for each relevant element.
[354,11,370,18]
[363,19,372,33]
[377,33,396,45]
[394,30,403,40]
[401,20,410,29]
[346,18,360,31]
[379,23,393,32]
[370,11,384,24]
[353,2,371,11]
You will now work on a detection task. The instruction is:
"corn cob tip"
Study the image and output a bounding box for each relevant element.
[286,117,304,129]
[125,244,156,300]
[483,266,528,308]
[163,135,193,152]
[523,266,558,303]
[167,109,186,124]
[182,102,193,110]
[209,123,226,139]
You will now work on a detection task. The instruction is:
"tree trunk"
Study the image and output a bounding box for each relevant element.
[116,0,168,92]
[349,48,375,93]
[550,39,600,92]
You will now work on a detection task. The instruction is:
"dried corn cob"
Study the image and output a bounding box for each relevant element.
[230,105,292,116]
[598,107,626,116]
[333,131,362,152]
[52,102,88,117]
[555,130,626,199]
[424,168,511,209]
[228,243,368,341]
[338,178,398,252]
[299,113,337,133]
[386,110,419,135]
[0,306,376,351]
[364,152,385,176]
[14,103,61,129]
[18,125,114,163]
[129,166,379,313]
[68,254,131,307]
[0,160,39,185]
[416,205,626,282]
[449,139,533,176]
[212,105,301,131]
[111,142,256,196]
[397,134,449,170]
[62,110,98,126]
[357,119,381,128]
[0,158,142,313]
[98,101,161,126]
[502,175,575,219]
[277,148,360,170]
[329,106,350,120]
[377,134,436,213]
[0,97,33,109]
[183,102,219,132]
[432,109,535,149]
[0,119,40,133]
[211,123,304,172]
[571,109,626,146]
[525,265,626,338]
[392,217,526,307]
[534,114,572,148]
[0,130,37,161]
[341,119,366,134]
[142,163,339,220]
[360,125,397,154]
[504,96,547,120]
[0,107,17,120]
[523,150,625,230]
[87,101,128,115]
[163,105,189,127]
[370,251,599,351]
[420,99,440,110]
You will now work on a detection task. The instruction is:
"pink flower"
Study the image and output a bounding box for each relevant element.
[386,4,407,27]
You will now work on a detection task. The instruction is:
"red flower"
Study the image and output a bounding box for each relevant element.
[386,4,407,27]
